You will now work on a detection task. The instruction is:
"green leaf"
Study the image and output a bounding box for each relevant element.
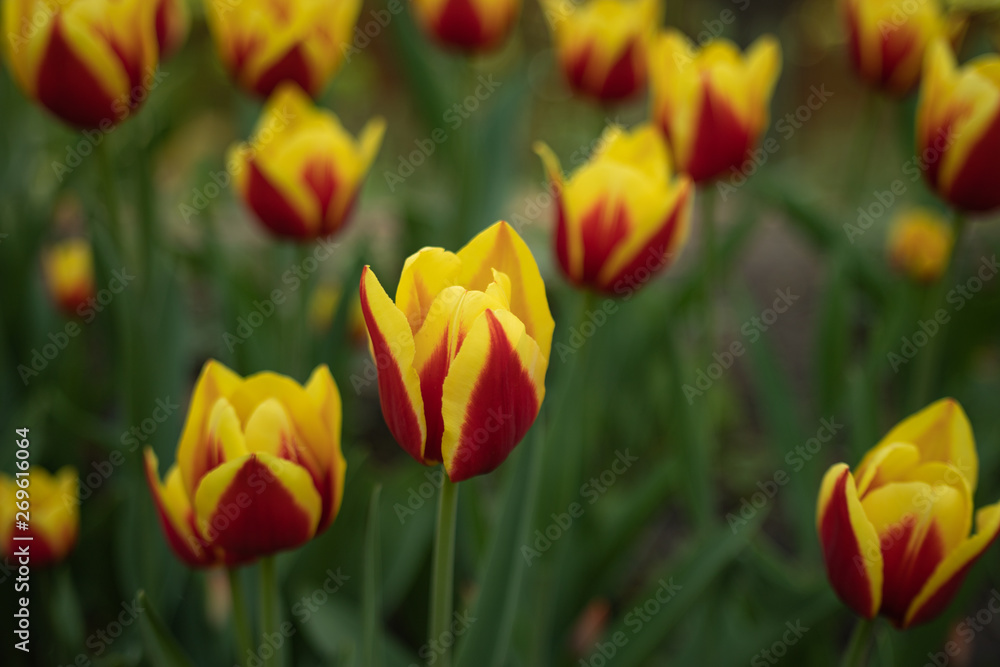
[362,485,384,667]
[137,590,194,667]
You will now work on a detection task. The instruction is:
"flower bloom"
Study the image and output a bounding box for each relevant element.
[917,40,1000,213]
[0,466,79,567]
[43,239,96,316]
[817,399,1000,628]
[841,0,945,96]
[230,84,385,241]
[2,0,159,128]
[649,30,781,183]
[542,0,658,102]
[155,0,190,58]
[410,0,521,52]
[535,124,693,294]
[144,361,346,567]
[359,222,553,482]
[205,0,361,98]
[886,208,954,283]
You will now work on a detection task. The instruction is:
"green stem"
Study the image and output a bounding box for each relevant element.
[839,618,874,667]
[228,569,253,667]
[430,474,459,667]
[700,188,716,351]
[259,557,282,667]
[695,190,717,532]
[96,140,125,260]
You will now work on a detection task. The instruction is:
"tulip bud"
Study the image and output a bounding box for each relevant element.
[650,30,781,183]
[230,83,385,241]
[535,124,693,294]
[1,466,79,568]
[410,0,521,52]
[42,239,96,317]
[886,208,954,283]
[359,222,553,482]
[3,0,159,128]
[818,399,1000,628]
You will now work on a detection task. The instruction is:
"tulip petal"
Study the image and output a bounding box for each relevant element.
[194,453,321,559]
[395,247,462,333]
[904,501,1000,628]
[303,364,344,471]
[456,221,555,360]
[441,309,546,482]
[144,450,216,567]
[817,464,883,619]
[855,442,922,497]
[360,266,428,463]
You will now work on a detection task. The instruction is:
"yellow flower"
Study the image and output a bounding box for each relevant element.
[886,208,954,283]
[410,0,521,52]
[42,239,96,317]
[0,466,79,568]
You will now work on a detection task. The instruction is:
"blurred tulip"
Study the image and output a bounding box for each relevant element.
[542,0,658,102]
[0,466,79,568]
[230,84,385,241]
[535,124,693,294]
[42,239,96,317]
[649,30,781,183]
[917,40,1000,212]
[156,0,190,58]
[818,399,1000,628]
[410,0,521,52]
[205,0,361,98]
[359,221,553,482]
[3,0,159,128]
[308,284,368,344]
[144,360,346,566]
[841,0,946,96]
[886,208,954,283]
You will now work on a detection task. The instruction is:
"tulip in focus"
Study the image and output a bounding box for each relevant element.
[535,124,693,294]
[205,0,361,98]
[3,0,159,128]
[818,399,1000,628]
[841,0,946,96]
[410,0,521,52]
[0,466,79,567]
[917,40,1000,213]
[542,0,659,102]
[230,84,385,241]
[156,0,190,58]
[43,239,96,317]
[650,30,782,183]
[144,361,346,566]
[886,208,954,283]
[359,222,553,482]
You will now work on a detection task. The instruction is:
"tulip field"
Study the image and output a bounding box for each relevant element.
[5,0,1000,666]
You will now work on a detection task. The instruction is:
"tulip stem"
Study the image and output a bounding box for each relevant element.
[430,473,459,667]
[228,568,253,667]
[259,556,283,667]
[840,618,874,667]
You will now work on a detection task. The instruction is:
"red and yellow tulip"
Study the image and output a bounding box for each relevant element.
[649,30,781,183]
[155,0,190,58]
[841,0,946,96]
[817,399,1000,628]
[3,0,159,129]
[144,361,346,567]
[359,222,553,482]
[0,466,79,568]
[917,40,1000,213]
[542,0,659,102]
[535,124,693,294]
[886,208,954,283]
[230,84,385,241]
[410,0,521,52]
[205,0,361,98]
[42,239,96,317]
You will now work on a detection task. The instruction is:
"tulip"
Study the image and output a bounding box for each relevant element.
[917,40,1000,212]
[535,124,693,294]
[886,208,954,283]
[144,360,346,566]
[410,0,521,52]
[42,239,96,317]
[841,0,946,96]
[649,30,781,183]
[817,399,1000,628]
[542,0,659,102]
[0,466,79,568]
[205,0,361,98]
[230,83,385,241]
[359,221,553,482]
[156,0,190,58]
[2,0,159,129]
